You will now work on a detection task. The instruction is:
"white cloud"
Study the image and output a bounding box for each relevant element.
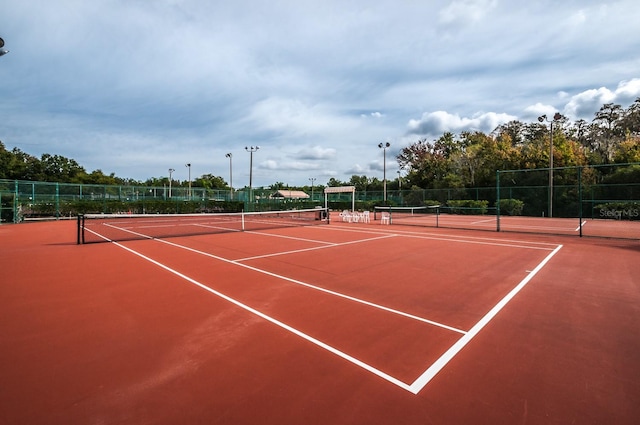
[567,10,587,26]
[407,111,517,136]
[345,164,367,175]
[438,0,498,28]
[360,112,384,119]
[2,0,640,186]
[562,79,640,120]
[295,146,337,160]
[262,160,279,170]
[246,97,360,138]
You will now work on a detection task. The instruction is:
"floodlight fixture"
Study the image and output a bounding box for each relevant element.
[0,37,8,57]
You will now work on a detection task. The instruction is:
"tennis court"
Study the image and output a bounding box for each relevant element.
[1,211,639,424]
[374,205,640,239]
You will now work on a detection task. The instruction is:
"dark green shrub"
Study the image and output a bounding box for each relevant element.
[497,198,524,216]
[445,200,489,215]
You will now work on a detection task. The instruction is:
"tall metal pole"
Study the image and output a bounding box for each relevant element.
[549,121,554,218]
[378,142,390,203]
[245,146,259,207]
[168,168,175,198]
[185,163,191,199]
[225,153,233,200]
[309,177,316,201]
[245,146,259,189]
[538,113,563,218]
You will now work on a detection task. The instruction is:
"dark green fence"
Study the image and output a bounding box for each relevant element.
[2,164,639,239]
[497,163,640,238]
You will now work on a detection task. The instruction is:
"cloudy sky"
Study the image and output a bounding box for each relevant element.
[2,0,639,187]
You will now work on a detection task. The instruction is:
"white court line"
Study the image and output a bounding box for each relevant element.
[88,225,458,331]
[85,224,562,394]
[155,237,466,334]
[319,225,556,251]
[470,218,496,225]
[245,230,336,245]
[575,221,587,232]
[108,240,414,392]
[407,244,563,394]
[235,234,397,261]
[320,224,560,249]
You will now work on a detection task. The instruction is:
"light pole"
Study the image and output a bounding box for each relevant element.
[378,142,390,203]
[168,168,175,198]
[0,37,8,56]
[309,177,316,202]
[245,146,259,207]
[538,112,563,218]
[245,146,259,189]
[185,163,191,199]
[225,153,233,200]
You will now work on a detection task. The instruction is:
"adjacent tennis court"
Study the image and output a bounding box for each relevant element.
[373,205,640,239]
[1,212,639,424]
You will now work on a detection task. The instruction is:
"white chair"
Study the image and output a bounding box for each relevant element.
[363,211,370,223]
[380,211,390,224]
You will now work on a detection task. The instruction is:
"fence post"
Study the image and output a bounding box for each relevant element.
[13,180,18,223]
[578,167,583,237]
[55,182,60,219]
[496,170,501,232]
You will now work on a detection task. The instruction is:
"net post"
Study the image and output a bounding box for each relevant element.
[77,214,83,244]
[241,210,245,231]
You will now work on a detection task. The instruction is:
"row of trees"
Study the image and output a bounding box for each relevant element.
[328,99,640,191]
[0,144,232,189]
[2,99,639,191]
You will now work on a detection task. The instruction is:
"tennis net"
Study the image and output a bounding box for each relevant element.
[77,208,329,244]
[373,205,440,223]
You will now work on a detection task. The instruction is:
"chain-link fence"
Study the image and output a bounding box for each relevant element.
[497,163,640,238]
[3,164,639,239]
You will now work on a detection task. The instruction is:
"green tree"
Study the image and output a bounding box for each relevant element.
[0,143,43,180]
[460,131,517,186]
[40,153,86,182]
[613,136,640,163]
[327,177,345,187]
[619,97,640,136]
[82,170,120,185]
[592,103,625,163]
[347,175,371,191]
[193,174,228,189]
[493,120,525,146]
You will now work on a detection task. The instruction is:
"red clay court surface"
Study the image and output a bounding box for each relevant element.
[385,211,640,239]
[1,218,639,424]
